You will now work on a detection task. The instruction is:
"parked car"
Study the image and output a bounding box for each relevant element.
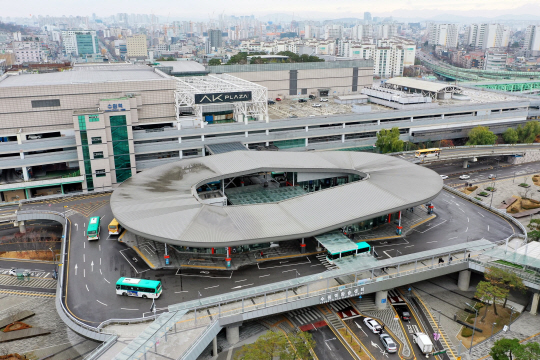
[27,134,42,140]
[440,175,448,180]
[379,333,398,353]
[363,317,382,333]
[459,175,470,180]
[308,95,316,99]
[320,98,329,102]
[312,103,322,108]
[275,98,282,101]
[8,268,30,276]
[298,99,307,103]
[268,100,275,105]
[397,308,411,321]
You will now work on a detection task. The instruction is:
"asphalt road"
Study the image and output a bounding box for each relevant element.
[344,316,399,359]
[308,325,355,360]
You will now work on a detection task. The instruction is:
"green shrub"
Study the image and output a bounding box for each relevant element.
[486,187,494,191]
[461,327,473,337]
[479,192,488,196]
[474,197,482,201]
[520,183,529,187]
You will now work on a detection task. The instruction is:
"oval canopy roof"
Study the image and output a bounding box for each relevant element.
[110,151,443,247]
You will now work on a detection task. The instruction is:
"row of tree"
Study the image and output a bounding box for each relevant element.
[234,330,314,360]
[491,338,540,360]
[209,51,324,66]
[374,121,540,154]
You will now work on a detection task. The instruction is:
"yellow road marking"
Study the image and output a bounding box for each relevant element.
[0,289,55,297]
[180,264,226,270]
[327,321,358,360]
[409,215,437,229]
[255,251,324,262]
[341,320,376,360]
[390,305,416,359]
[363,235,401,242]
[133,246,156,268]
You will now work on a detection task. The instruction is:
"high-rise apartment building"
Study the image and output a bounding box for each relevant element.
[483,51,508,71]
[62,30,99,56]
[467,24,510,50]
[524,25,540,55]
[427,24,458,48]
[364,12,372,22]
[126,34,148,58]
[208,29,222,49]
[352,24,373,40]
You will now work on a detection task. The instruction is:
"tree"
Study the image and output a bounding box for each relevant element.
[475,281,509,320]
[503,128,519,144]
[375,127,404,153]
[516,121,540,143]
[286,331,315,360]
[467,126,497,145]
[208,58,221,66]
[491,338,521,360]
[234,330,315,360]
[514,342,540,360]
[440,139,454,147]
[484,266,526,308]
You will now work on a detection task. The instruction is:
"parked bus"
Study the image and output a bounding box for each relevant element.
[116,277,162,299]
[87,216,101,241]
[108,218,122,235]
[327,241,371,264]
[414,148,441,158]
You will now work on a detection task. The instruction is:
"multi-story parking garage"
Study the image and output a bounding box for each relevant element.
[0,62,538,202]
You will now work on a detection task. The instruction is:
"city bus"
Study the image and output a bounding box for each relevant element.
[327,241,371,264]
[87,216,101,241]
[414,148,441,158]
[116,277,162,299]
[108,218,122,235]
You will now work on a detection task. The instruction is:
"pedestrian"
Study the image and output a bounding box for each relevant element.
[260,250,264,258]
[449,256,453,264]
[468,253,471,259]
[438,257,444,264]
[381,324,385,332]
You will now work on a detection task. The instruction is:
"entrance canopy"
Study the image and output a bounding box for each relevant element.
[315,231,357,255]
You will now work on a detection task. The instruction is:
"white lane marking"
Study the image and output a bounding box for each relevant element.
[100,258,102,266]
[86,284,89,291]
[235,279,247,283]
[412,220,447,233]
[104,278,110,284]
[84,269,85,278]
[96,300,107,306]
[459,208,465,213]
[84,242,85,249]
[119,249,139,274]
[231,283,254,289]
[282,269,297,273]
[121,308,139,311]
[100,268,102,275]
[488,225,490,232]
[404,245,414,248]
[466,227,469,232]
[99,245,101,251]
[204,285,219,290]
[83,254,85,262]
[383,250,393,258]
[426,241,438,244]
[259,274,270,278]
[311,264,323,267]
[175,291,188,293]
[448,237,458,240]
[478,212,485,218]
[468,217,470,222]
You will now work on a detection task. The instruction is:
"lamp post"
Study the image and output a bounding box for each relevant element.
[491,322,497,340]
[508,306,515,330]
[465,302,478,354]
[49,247,55,265]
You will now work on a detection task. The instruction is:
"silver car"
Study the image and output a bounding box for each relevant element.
[380,333,398,353]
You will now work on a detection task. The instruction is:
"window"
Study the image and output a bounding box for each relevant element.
[93,151,104,159]
[89,114,100,122]
[32,99,60,108]
[91,137,102,144]
[95,169,106,177]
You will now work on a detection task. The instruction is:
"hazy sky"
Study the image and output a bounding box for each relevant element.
[3,0,540,19]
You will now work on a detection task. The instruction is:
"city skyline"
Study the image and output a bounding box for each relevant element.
[2,0,540,21]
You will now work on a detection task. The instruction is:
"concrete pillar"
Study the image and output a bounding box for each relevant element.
[19,221,26,234]
[22,167,29,181]
[226,326,239,345]
[410,117,414,122]
[458,270,471,291]
[300,238,306,253]
[531,293,539,315]
[212,336,218,356]
[61,184,64,194]
[375,290,388,310]
[463,160,468,169]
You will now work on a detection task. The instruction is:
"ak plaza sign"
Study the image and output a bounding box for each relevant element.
[194,91,252,104]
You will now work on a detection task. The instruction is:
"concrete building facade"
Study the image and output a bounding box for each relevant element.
[524,25,540,55]
[428,24,458,48]
[468,24,510,50]
[61,30,99,56]
[126,34,148,59]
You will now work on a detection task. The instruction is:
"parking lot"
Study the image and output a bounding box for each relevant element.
[268,97,389,119]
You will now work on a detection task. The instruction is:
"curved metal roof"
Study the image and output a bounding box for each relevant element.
[385,77,462,94]
[110,151,443,247]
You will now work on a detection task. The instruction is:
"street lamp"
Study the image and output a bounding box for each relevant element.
[491,322,497,340]
[508,306,515,330]
[48,247,55,265]
[465,302,478,354]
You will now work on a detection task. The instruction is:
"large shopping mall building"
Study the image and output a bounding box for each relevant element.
[0,61,537,202]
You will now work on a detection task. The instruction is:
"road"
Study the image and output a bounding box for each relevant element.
[398,146,540,164]
[343,316,399,359]
[308,324,355,360]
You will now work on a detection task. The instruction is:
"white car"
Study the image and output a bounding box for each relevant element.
[312,103,321,108]
[459,175,470,180]
[363,317,382,333]
[379,333,398,353]
[320,98,328,102]
[440,175,448,180]
[8,268,29,276]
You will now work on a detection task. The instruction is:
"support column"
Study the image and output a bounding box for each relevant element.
[164,245,169,266]
[212,336,218,356]
[225,247,231,268]
[61,184,64,194]
[396,211,402,235]
[531,293,539,315]
[463,160,468,169]
[300,238,306,253]
[427,202,434,214]
[22,167,29,181]
[375,290,388,310]
[18,221,26,234]
[226,326,240,345]
[457,270,471,291]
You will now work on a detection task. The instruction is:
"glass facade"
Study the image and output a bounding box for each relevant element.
[273,139,305,149]
[77,115,94,191]
[110,115,132,183]
[76,34,98,55]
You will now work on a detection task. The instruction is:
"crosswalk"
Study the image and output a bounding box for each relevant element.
[0,268,52,278]
[0,289,55,298]
[315,253,338,271]
[0,274,57,289]
[387,289,406,305]
[328,299,352,313]
[288,308,322,326]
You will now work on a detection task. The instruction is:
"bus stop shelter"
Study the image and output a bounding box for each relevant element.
[315,231,358,258]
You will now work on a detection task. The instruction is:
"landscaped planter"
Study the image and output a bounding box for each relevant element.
[478,192,490,197]
[474,197,483,201]
[485,187,496,192]
[519,183,530,188]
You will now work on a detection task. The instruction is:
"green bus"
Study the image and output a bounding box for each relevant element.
[116,277,162,299]
[87,216,101,241]
[327,241,371,264]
